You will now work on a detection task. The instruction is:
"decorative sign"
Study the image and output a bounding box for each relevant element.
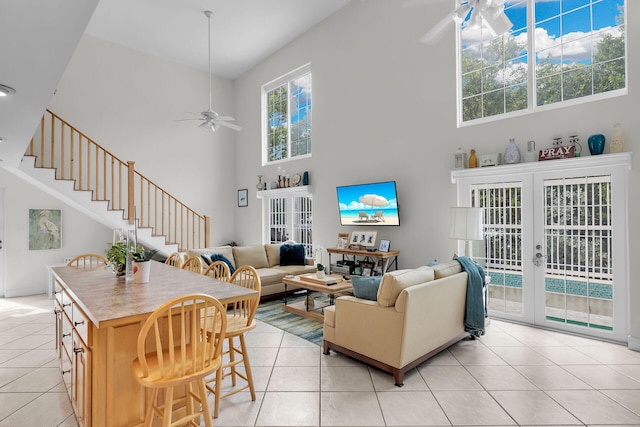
[538,145,575,161]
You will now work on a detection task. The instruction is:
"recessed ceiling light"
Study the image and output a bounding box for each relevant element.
[0,84,16,97]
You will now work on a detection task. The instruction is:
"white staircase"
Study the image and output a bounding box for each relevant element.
[8,155,179,256]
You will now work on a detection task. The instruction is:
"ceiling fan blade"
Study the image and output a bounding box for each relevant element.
[419,11,455,44]
[216,121,243,131]
[175,118,205,122]
[215,116,236,122]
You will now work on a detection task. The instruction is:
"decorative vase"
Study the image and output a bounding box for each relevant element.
[469,149,478,168]
[133,261,151,284]
[316,270,325,279]
[256,175,264,190]
[588,134,605,155]
[504,138,521,164]
[610,123,624,153]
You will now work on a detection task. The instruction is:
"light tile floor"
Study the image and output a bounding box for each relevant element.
[2,294,640,426]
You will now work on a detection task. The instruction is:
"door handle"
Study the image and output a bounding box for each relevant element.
[533,244,545,267]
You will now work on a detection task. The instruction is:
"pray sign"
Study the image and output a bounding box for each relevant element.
[539,145,575,161]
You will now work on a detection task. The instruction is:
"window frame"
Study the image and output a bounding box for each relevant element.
[456,0,628,127]
[261,63,312,165]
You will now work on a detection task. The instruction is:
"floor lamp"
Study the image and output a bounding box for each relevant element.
[449,207,484,259]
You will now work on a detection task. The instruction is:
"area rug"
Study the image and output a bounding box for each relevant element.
[254,295,325,346]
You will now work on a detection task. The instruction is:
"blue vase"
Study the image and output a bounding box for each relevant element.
[588,134,605,155]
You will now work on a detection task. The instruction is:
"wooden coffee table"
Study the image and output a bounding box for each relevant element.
[282,274,352,322]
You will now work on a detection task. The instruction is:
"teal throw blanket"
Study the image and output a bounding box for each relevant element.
[456,256,486,337]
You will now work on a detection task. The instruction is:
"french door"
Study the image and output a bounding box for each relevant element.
[454,154,630,342]
[260,187,313,255]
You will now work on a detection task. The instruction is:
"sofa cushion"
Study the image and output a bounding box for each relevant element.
[276,264,317,276]
[210,253,235,274]
[200,255,212,266]
[377,266,435,307]
[265,244,282,267]
[233,245,269,269]
[186,246,235,269]
[255,268,288,287]
[351,276,382,301]
[432,260,462,279]
[280,244,306,266]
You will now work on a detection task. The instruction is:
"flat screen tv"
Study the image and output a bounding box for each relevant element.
[336,181,400,226]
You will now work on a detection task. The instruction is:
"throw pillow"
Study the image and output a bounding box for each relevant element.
[351,276,382,301]
[200,255,212,266]
[280,244,306,266]
[210,254,236,274]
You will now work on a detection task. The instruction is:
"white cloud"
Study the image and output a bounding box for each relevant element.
[533,26,621,62]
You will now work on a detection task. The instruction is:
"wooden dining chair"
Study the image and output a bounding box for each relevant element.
[131,294,226,427]
[181,256,204,274]
[206,265,261,418]
[203,260,231,280]
[164,252,183,269]
[66,253,108,267]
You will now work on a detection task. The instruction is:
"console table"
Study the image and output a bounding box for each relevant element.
[326,247,399,275]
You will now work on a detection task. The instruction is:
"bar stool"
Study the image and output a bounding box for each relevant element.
[132,294,226,427]
[207,265,261,418]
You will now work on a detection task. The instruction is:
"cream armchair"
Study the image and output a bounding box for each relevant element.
[323,262,469,386]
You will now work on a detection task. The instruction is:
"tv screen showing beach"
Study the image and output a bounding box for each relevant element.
[336,181,400,226]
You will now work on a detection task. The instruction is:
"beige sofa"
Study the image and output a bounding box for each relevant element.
[186,244,316,297]
[323,260,469,386]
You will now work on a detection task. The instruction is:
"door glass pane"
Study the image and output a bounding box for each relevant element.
[543,175,614,330]
[269,197,288,243]
[292,195,313,255]
[472,182,524,315]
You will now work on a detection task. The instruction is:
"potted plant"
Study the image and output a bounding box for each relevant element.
[130,245,158,284]
[316,263,325,279]
[105,241,128,279]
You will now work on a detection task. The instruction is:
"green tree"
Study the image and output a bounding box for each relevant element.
[267,87,287,161]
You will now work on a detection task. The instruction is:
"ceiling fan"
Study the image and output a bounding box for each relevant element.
[419,0,513,44]
[178,11,242,132]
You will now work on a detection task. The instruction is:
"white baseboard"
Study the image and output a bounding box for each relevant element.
[4,287,47,298]
[628,334,640,352]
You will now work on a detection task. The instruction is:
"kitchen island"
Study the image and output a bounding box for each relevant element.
[51,261,257,427]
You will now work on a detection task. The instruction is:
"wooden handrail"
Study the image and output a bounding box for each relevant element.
[27,109,210,252]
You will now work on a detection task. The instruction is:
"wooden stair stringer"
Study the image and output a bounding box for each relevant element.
[10,155,178,256]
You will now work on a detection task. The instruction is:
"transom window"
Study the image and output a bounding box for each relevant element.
[262,64,312,164]
[459,0,626,125]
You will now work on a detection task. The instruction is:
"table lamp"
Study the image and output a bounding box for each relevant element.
[449,207,484,258]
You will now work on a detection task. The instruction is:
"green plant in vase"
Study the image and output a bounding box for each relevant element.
[105,241,128,277]
[316,263,325,278]
[129,246,158,262]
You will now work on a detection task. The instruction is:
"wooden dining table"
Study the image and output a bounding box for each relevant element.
[51,261,257,427]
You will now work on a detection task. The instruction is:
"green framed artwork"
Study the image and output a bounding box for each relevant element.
[29,209,61,250]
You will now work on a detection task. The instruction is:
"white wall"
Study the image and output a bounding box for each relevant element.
[4,1,638,346]
[233,1,640,345]
[48,35,239,245]
[0,168,112,297]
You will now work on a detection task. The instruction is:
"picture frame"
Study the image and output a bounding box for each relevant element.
[237,189,248,207]
[350,230,378,248]
[360,261,374,276]
[29,208,62,250]
[374,259,385,275]
[379,239,390,252]
[337,232,349,249]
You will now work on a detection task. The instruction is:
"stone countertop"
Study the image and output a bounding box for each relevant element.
[52,261,257,328]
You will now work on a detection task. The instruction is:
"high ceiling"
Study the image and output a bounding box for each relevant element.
[0,0,351,166]
[85,0,352,80]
